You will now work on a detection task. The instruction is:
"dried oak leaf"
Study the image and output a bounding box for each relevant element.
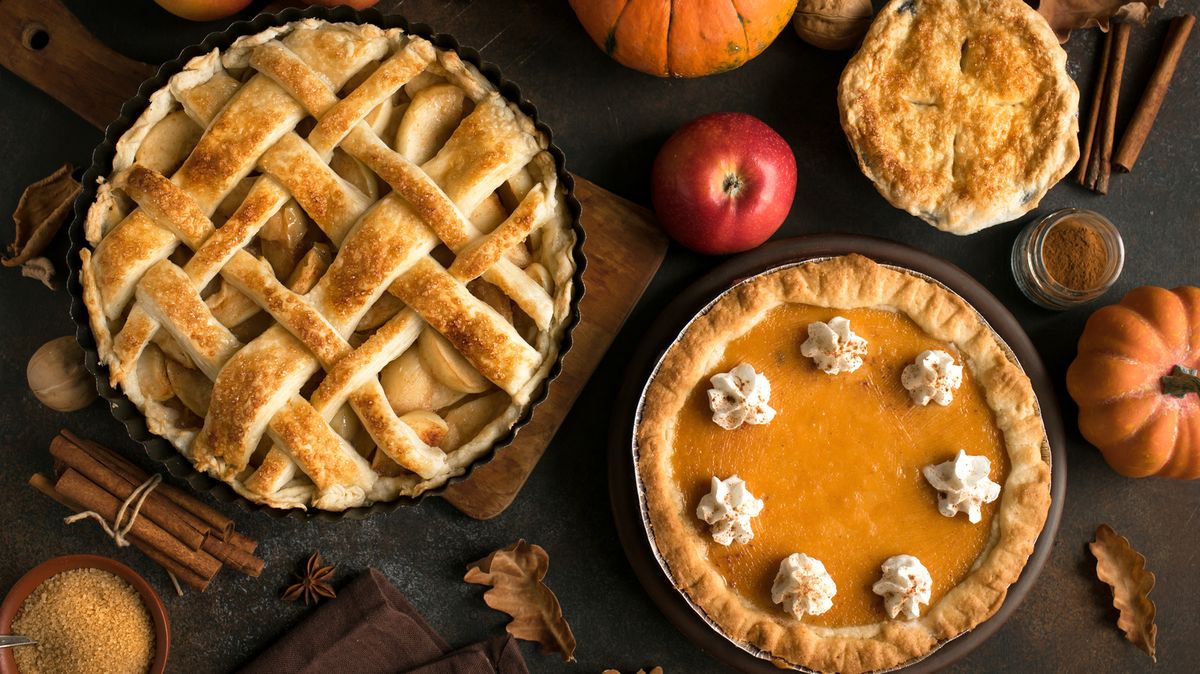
[4,163,80,268]
[1090,524,1157,661]
[1035,0,1165,42]
[21,257,57,290]
[464,540,576,661]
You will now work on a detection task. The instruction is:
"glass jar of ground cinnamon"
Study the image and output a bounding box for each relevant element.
[1011,208,1124,310]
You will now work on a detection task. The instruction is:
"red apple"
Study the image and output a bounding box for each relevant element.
[153,0,252,21]
[651,112,797,254]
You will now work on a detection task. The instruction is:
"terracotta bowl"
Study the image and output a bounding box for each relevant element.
[0,555,170,674]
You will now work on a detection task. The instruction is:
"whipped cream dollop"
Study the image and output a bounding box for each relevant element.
[695,475,764,546]
[872,555,933,620]
[901,349,963,406]
[800,317,868,374]
[707,363,776,430]
[922,450,1001,523]
[771,553,837,619]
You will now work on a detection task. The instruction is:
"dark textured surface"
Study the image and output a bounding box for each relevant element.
[0,1,1196,673]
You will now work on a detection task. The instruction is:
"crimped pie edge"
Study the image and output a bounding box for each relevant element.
[636,254,1051,673]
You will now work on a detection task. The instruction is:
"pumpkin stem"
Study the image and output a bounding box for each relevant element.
[1161,364,1200,398]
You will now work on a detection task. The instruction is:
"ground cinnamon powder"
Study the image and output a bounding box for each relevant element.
[1041,219,1108,290]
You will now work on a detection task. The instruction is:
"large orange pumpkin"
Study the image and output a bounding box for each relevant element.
[1067,286,1200,478]
[569,0,798,77]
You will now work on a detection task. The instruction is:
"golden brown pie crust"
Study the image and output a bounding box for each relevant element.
[636,255,1051,673]
[80,20,577,511]
[839,0,1079,235]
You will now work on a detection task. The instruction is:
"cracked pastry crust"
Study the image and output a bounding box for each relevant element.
[80,20,577,511]
[636,255,1051,674]
[839,0,1079,235]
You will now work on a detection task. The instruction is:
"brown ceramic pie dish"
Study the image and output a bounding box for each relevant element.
[0,554,170,674]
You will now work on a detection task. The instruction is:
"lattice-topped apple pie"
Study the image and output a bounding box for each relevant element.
[80,20,579,511]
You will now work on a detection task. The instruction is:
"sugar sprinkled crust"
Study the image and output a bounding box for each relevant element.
[839,0,1079,235]
[80,20,577,510]
[636,255,1051,673]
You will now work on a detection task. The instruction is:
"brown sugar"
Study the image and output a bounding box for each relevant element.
[1041,218,1108,290]
[11,568,154,674]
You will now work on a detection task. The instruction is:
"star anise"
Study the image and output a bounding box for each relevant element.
[282,551,337,605]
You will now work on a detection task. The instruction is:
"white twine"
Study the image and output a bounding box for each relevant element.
[64,473,162,547]
[63,473,185,595]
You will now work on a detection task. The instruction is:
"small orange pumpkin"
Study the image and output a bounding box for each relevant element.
[569,0,798,78]
[1067,286,1200,478]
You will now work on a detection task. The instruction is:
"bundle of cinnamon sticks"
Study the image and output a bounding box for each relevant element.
[30,430,264,591]
[1078,15,1196,193]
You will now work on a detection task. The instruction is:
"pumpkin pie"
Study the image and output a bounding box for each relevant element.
[636,255,1051,673]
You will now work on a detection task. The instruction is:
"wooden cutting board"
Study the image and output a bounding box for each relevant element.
[0,0,668,519]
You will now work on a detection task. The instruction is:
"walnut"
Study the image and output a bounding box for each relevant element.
[793,0,874,51]
[27,336,96,412]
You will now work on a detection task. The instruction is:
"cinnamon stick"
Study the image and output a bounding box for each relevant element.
[202,534,265,576]
[1091,22,1132,194]
[30,472,213,591]
[1114,15,1197,172]
[1077,29,1114,185]
[50,433,208,549]
[53,468,223,584]
[64,429,236,541]
[32,432,267,590]
[227,530,259,555]
[154,480,237,543]
[62,431,262,557]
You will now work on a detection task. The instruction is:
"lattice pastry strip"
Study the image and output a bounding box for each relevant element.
[237,105,553,501]
[80,21,578,510]
[116,103,457,504]
[251,37,555,329]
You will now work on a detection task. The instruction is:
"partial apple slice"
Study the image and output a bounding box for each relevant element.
[329,148,378,200]
[356,292,404,332]
[380,347,464,415]
[403,71,444,97]
[469,194,531,266]
[137,344,174,402]
[395,84,468,165]
[469,193,508,232]
[443,392,509,451]
[259,200,308,281]
[152,331,194,370]
[329,403,363,442]
[286,243,332,294]
[418,329,492,394]
[400,410,450,448]
[469,279,513,325]
[135,110,202,176]
[166,356,212,416]
[212,177,255,224]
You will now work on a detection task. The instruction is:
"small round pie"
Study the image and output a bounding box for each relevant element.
[838,0,1079,234]
[79,20,578,511]
[636,255,1051,673]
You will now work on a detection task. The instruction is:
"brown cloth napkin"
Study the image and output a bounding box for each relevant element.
[239,568,528,674]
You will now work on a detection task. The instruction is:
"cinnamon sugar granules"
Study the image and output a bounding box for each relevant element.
[12,568,154,674]
[1041,218,1107,291]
